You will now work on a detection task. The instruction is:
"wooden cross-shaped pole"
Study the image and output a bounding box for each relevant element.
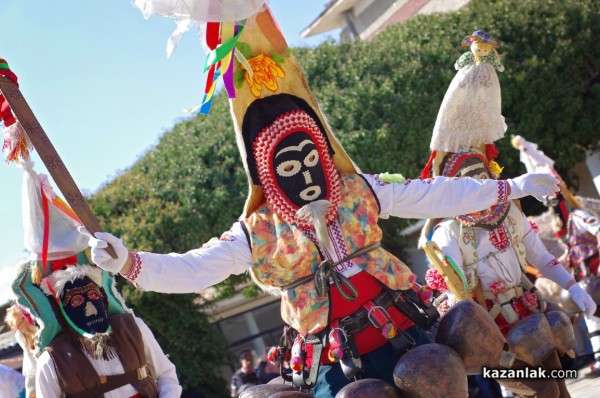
[0,75,116,258]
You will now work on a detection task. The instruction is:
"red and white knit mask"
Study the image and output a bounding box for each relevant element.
[253,110,341,229]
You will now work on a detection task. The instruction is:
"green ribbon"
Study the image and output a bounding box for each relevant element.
[203,24,245,72]
[445,255,469,289]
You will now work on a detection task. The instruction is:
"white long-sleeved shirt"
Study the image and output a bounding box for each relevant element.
[134,174,510,293]
[36,316,181,398]
[431,210,572,290]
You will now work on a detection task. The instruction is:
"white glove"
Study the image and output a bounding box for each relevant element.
[78,227,129,273]
[507,173,559,202]
[568,283,597,318]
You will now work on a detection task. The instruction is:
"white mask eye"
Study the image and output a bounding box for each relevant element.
[304,149,319,167]
[276,160,302,177]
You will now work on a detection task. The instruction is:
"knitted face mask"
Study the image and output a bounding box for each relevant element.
[273,132,327,207]
[61,277,110,335]
[254,110,340,228]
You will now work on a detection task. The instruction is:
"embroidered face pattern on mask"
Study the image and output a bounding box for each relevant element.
[273,132,327,207]
[61,277,110,335]
[254,110,341,229]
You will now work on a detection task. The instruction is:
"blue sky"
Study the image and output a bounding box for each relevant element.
[0,0,338,304]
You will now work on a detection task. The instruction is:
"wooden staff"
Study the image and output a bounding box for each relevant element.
[423,241,472,302]
[0,75,116,258]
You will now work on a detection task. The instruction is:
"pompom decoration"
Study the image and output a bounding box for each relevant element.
[521,291,539,310]
[425,267,448,292]
[327,328,345,362]
[489,160,503,176]
[267,346,280,364]
[289,356,304,372]
[488,280,507,296]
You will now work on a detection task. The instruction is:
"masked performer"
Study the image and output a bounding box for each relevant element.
[421,31,596,398]
[36,265,181,398]
[9,161,181,398]
[513,134,600,376]
[86,6,561,397]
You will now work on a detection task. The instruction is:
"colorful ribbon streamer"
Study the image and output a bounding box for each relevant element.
[199,22,245,114]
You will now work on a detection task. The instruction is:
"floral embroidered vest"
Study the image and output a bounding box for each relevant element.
[439,203,527,292]
[243,173,414,334]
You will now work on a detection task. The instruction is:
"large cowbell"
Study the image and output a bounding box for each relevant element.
[435,300,515,374]
[505,312,561,366]
[394,343,468,398]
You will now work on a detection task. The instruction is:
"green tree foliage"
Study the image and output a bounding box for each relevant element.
[88,0,599,392]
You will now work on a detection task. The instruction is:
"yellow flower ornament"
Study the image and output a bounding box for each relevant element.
[235,41,286,97]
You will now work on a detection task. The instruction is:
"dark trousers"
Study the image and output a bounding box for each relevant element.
[312,325,430,398]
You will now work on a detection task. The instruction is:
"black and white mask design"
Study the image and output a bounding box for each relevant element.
[274,132,327,208]
[61,277,110,335]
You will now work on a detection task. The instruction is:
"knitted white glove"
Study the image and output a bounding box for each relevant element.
[568,283,597,318]
[78,227,129,273]
[507,173,559,202]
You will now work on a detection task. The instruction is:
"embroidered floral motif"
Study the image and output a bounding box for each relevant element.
[530,221,539,233]
[489,224,510,250]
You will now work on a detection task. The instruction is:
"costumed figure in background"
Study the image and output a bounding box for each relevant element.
[5,303,38,398]
[421,31,596,398]
[430,29,506,155]
[513,134,600,377]
[10,161,181,398]
[84,5,562,397]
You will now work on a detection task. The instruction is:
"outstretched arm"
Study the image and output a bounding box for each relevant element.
[370,173,558,220]
[523,215,597,317]
[85,222,253,294]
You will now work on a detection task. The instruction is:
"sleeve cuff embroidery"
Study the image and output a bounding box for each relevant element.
[122,252,142,283]
[498,180,508,203]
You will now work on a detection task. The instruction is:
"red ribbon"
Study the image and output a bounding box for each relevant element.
[0,59,19,127]
[50,256,79,273]
[41,186,50,276]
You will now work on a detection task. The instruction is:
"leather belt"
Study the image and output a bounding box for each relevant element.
[339,290,396,335]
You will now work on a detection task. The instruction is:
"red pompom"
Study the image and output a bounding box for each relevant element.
[489,280,507,296]
[425,268,448,292]
[521,291,538,309]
